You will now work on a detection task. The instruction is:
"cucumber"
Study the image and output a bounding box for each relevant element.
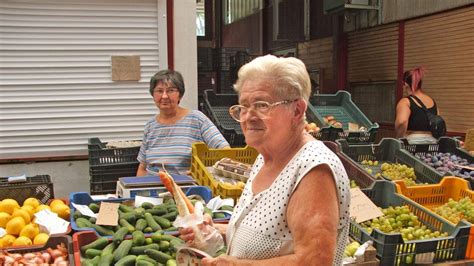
[101,242,116,256]
[159,240,170,252]
[113,227,129,245]
[85,248,103,259]
[115,254,137,266]
[136,260,157,266]
[136,255,158,265]
[146,208,167,216]
[141,202,154,209]
[89,203,100,213]
[213,212,226,219]
[92,224,115,236]
[161,211,177,221]
[76,217,92,228]
[120,212,137,224]
[144,213,161,231]
[132,230,145,246]
[119,204,135,213]
[98,253,115,266]
[89,216,97,224]
[130,243,160,255]
[144,226,153,233]
[135,218,148,232]
[119,218,135,233]
[113,239,133,262]
[219,205,234,211]
[145,238,153,245]
[166,259,177,266]
[144,249,172,264]
[73,210,87,219]
[153,216,171,229]
[81,237,109,253]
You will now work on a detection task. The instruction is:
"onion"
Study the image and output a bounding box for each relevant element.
[22,252,35,261]
[54,256,65,264]
[41,252,51,263]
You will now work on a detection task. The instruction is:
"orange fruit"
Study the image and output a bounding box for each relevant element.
[35,204,51,213]
[6,216,26,236]
[20,205,35,216]
[23,198,41,209]
[20,223,39,240]
[0,234,16,247]
[33,233,49,245]
[51,203,70,220]
[11,209,31,224]
[12,236,32,246]
[49,199,65,208]
[0,199,20,215]
[0,211,11,228]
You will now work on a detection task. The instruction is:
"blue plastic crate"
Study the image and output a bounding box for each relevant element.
[70,186,213,236]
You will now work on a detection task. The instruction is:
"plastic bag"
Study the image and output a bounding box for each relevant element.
[173,201,225,257]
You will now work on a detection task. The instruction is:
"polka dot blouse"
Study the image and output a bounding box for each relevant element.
[226,140,350,265]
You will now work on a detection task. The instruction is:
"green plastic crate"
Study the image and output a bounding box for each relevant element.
[349,180,470,265]
[202,90,245,147]
[336,138,444,185]
[307,90,379,143]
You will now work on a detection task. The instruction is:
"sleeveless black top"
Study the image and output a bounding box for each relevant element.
[407,96,438,131]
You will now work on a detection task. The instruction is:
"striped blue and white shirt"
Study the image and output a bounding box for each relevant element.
[137,110,229,175]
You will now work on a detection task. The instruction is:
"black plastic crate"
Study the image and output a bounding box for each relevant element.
[88,138,140,167]
[203,89,245,147]
[307,90,379,143]
[337,138,444,185]
[401,137,473,180]
[0,175,54,204]
[89,166,138,195]
[349,180,470,265]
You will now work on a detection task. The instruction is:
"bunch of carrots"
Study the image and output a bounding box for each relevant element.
[158,171,194,216]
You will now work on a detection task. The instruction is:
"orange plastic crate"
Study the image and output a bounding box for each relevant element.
[190,142,258,201]
[394,176,474,259]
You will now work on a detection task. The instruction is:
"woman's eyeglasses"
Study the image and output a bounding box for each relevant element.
[153,87,179,96]
[229,99,298,122]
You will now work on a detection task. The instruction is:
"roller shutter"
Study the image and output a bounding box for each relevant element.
[404,7,474,133]
[0,0,165,159]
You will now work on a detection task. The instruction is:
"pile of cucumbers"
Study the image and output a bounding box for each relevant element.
[81,230,182,266]
[74,199,186,236]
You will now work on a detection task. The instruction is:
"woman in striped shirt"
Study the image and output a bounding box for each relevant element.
[136,70,230,176]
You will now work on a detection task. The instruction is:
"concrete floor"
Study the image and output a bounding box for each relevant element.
[0,160,90,199]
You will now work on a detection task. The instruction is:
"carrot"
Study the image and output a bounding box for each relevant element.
[158,171,175,195]
[177,188,194,214]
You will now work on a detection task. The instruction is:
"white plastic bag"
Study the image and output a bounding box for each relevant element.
[173,201,225,257]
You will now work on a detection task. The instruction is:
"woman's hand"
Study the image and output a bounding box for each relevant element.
[202,255,238,266]
[178,213,213,243]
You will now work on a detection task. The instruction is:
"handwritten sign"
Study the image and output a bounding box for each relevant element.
[464,129,474,152]
[111,55,141,81]
[96,202,119,226]
[350,188,384,223]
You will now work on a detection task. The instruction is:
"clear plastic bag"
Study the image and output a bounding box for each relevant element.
[173,202,225,257]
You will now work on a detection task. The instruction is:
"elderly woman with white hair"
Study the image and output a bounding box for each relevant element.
[180,55,350,266]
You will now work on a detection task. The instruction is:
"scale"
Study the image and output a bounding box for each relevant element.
[116,175,197,198]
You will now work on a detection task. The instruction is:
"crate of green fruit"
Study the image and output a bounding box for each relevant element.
[394,176,474,259]
[69,186,213,237]
[73,230,182,266]
[337,138,444,186]
[349,180,470,265]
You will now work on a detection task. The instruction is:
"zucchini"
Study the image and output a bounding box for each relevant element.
[113,239,133,262]
[81,237,109,253]
[113,227,129,245]
[144,249,172,264]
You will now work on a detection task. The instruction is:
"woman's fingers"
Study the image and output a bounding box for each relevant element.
[178,227,194,242]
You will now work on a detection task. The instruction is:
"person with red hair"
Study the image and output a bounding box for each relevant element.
[395,67,440,143]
